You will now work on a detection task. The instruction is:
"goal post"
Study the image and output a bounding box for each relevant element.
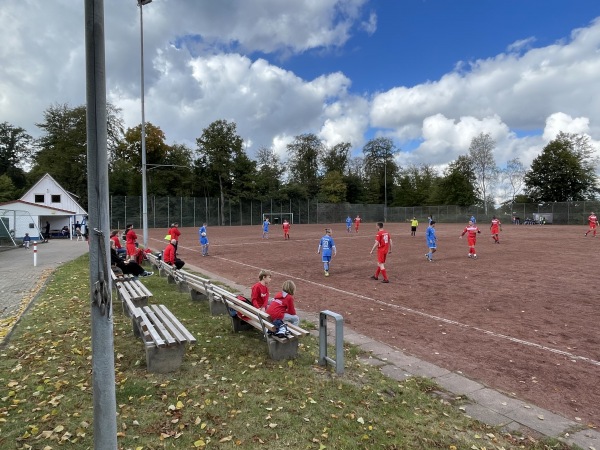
[262,212,294,225]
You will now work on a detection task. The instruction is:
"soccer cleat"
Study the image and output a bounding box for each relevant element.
[381,279,390,283]
[425,253,429,259]
[468,254,472,258]
[370,275,378,280]
[324,271,329,277]
[473,254,477,259]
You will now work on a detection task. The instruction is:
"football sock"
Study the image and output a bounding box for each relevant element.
[375,268,381,278]
[381,269,388,281]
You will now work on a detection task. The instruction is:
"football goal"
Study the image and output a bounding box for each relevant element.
[262,212,294,225]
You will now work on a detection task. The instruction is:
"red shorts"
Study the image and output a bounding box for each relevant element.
[126,243,137,256]
[467,237,476,247]
[490,226,499,234]
[377,248,388,264]
[590,223,597,229]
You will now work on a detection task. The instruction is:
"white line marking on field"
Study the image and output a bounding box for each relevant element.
[206,253,600,368]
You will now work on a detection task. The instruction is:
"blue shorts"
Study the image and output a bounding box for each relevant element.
[427,240,437,249]
[321,255,332,263]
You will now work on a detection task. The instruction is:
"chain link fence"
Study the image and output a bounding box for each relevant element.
[109,196,600,229]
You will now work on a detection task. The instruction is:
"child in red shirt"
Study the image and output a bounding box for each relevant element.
[251,269,272,311]
[266,280,299,326]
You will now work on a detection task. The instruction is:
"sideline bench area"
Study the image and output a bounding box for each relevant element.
[144,253,310,360]
[111,269,196,373]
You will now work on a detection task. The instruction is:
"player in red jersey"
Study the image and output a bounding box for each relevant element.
[167,222,181,249]
[282,219,291,240]
[490,216,502,244]
[369,222,392,283]
[584,212,598,237]
[460,220,481,258]
[354,215,361,233]
[125,224,138,260]
[251,269,272,311]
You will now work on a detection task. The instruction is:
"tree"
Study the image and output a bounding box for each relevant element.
[524,132,599,201]
[362,137,398,205]
[0,122,34,190]
[254,147,284,200]
[469,132,498,214]
[435,155,478,206]
[319,171,347,203]
[31,103,124,207]
[0,174,18,202]
[394,165,439,206]
[321,142,351,175]
[501,158,526,206]
[287,133,324,198]
[196,120,245,225]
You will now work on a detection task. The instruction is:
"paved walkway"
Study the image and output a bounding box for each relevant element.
[0,243,598,448]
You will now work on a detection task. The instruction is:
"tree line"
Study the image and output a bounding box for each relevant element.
[1,103,599,221]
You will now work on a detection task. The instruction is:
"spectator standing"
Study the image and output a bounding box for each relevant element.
[369,222,392,283]
[125,224,138,260]
[317,228,337,277]
[44,221,50,241]
[168,223,181,250]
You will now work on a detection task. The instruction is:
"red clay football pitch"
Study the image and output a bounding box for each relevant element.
[148,222,599,428]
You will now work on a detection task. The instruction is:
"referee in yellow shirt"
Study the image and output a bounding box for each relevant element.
[410,217,419,236]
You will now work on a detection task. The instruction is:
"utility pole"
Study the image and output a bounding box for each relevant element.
[84,0,118,448]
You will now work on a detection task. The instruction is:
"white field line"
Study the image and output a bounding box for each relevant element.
[175,245,599,368]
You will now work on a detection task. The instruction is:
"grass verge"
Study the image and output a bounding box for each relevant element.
[0,255,575,449]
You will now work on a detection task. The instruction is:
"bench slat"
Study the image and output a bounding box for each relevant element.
[153,304,197,344]
[142,306,177,346]
[139,314,167,347]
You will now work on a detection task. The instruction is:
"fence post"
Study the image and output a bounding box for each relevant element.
[33,241,37,267]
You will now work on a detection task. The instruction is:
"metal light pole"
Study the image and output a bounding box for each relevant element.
[138,0,152,248]
[384,156,387,223]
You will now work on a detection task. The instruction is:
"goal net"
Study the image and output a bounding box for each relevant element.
[262,212,294,225]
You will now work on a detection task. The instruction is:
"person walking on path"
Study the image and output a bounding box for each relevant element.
[23,233,31,249]
[490,216,502,243]
[461,220,481,259]
[425,221,437,261]
[410,217,419,236]
[370,222,392,283]
[584,212,598,237]
[317,228,336,277]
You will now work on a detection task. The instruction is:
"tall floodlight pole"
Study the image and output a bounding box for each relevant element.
[138,0,152,248]
[84,0,118,447]
[384,156,387,223]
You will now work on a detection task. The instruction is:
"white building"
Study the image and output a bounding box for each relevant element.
[0,173,87,242]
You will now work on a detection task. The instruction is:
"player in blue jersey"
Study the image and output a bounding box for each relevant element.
[425,220,437,261]
[317,228,337,276]
[262,217,270,239]
[345,216,352,233]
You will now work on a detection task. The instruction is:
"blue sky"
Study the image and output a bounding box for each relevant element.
[2,0,600,203]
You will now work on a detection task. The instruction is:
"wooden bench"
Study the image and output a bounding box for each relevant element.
[129,303,197,373]
[111,270,152,315]
[146,252,161,270]
[210,285,309,360]
[175,270,211,301]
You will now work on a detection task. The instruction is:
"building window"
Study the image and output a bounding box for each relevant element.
[34,194,44,203]
[51,195,61,203]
